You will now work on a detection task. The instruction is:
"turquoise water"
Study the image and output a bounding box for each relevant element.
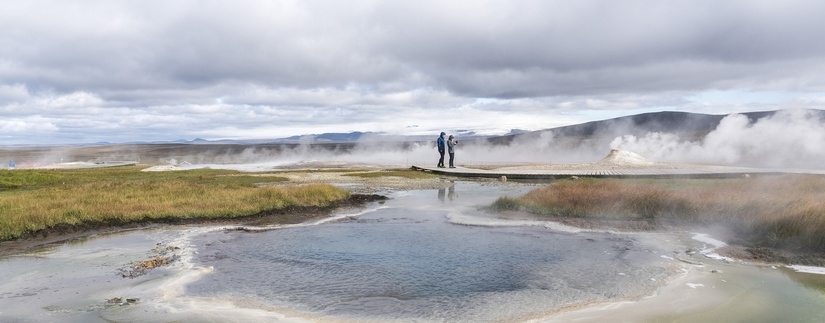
[187,208,667,322]
[182,183,671,322]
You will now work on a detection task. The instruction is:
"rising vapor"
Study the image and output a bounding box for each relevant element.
[610,109,825,169]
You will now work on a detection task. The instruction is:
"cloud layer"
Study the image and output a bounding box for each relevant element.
[2,0,825,144]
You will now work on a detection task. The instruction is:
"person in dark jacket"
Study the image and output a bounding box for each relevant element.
[447,135,457,168]
[436,132,446,168]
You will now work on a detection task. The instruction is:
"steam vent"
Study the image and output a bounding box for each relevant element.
[597,149,654,166]
[412,148,820,179]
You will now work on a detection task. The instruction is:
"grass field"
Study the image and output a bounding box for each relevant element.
[0,166,350,241]
[492,175,825,254]
[342,168,437,179]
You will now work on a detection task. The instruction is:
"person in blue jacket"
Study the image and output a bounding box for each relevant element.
[436,132,446,168]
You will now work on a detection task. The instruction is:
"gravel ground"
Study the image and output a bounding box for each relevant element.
[259,169,523,194]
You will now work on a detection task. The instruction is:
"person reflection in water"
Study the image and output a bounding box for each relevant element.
[438,183,457,202]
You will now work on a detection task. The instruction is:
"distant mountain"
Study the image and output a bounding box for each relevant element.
[277,131,376,142]
[148,110,825,146]
[27,109,820,148]
[486,109,824,145]
[269,130,500,143]
[5,109,823,166]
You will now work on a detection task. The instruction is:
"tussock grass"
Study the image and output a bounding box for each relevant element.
[490,196,521,211]
[0,166,349,241]
[493,175,825,253]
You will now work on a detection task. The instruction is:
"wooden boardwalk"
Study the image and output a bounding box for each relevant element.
[411,165,824,180]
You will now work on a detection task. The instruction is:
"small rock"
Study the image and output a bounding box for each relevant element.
[711,269,723,274]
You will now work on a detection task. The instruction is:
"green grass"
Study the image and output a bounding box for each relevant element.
[492,175,825,253]
[274,169,365,174]
[0,166,350,241]
[343,168,439,179]
[1,166,292,190]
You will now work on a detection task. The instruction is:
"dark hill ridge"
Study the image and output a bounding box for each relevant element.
[486,109,822,145]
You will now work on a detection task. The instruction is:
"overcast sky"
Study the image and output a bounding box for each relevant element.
[2,0,825,145]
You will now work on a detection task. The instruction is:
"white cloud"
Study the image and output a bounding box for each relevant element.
[0,83,30,104]
[1,0,825,144]
[41,91,104,109]
[0,116,59,134]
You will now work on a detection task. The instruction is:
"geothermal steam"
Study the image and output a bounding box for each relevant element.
[610,109,825,169]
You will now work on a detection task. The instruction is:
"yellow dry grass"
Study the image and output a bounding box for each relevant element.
[493,175,825,252]
[0,167,349,241]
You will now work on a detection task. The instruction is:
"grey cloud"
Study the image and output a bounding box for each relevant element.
[370,1,825,96]
[2,0,825,145]
[5,0,825,100]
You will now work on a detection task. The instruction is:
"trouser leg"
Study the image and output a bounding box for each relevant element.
[449,153,454,167]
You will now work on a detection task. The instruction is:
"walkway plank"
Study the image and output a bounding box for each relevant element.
[411,165,822,180]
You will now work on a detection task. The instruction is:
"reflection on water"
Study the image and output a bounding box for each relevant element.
[781,267,825,294]
[436,182,456,202]
[186,183,671,322]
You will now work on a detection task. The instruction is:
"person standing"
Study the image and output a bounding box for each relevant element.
[447,135,457,168]
[436,132,446,168]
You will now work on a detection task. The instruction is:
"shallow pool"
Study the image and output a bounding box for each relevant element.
[2,181,824,322]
